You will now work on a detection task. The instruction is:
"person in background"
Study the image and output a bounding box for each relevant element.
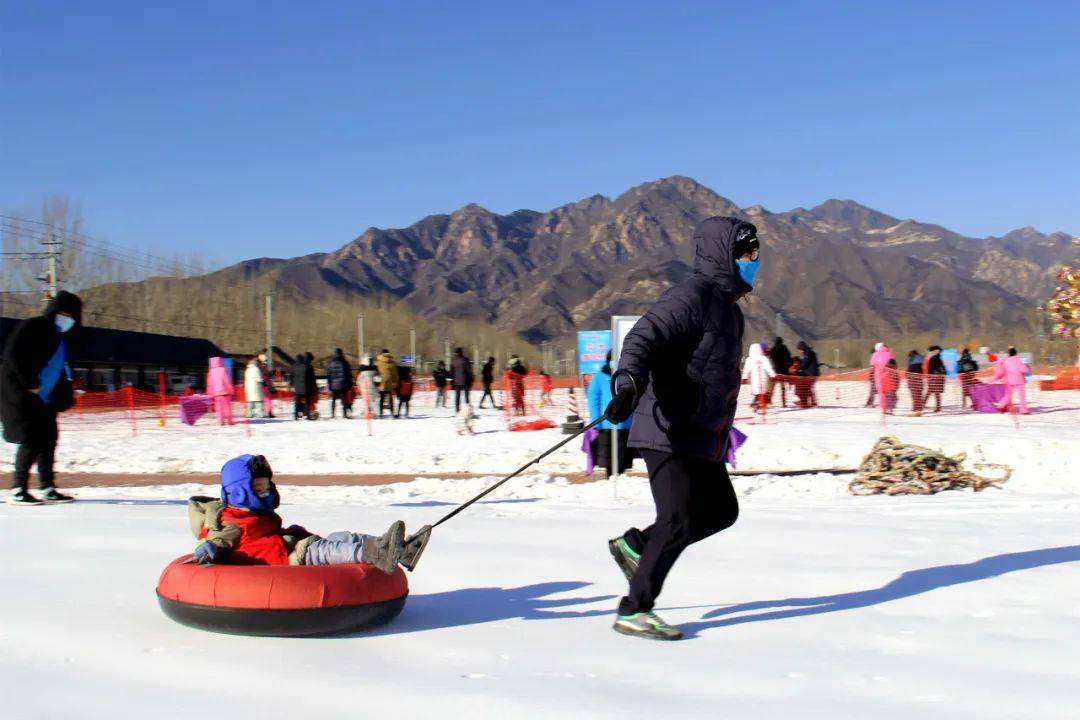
[478,356,499,409]
[923,345,946,413]
[906,349,925,416]
[767,336,792,407]
[586,351,635,475]
[291,353,310,420]
[432,360,450,408]
[882,358,900,413]
[2,291,82,506]
[396,365,414,418]
[957,348,979,409]
[741,342,775,414]
[869,342,894,409]
[244,356,264,418]
[507,355,527,416]
[539,370,554,407]
[355,354,378,419]
[794,341,820,408]
[450,347,474,413]
[993,347,1031,414]
[375,349,398,418]
[206,357,235,426]
[257,353,274,418]
[304,352,319,420]
[326,348,353,419]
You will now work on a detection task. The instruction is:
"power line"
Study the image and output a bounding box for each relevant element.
[0,215,212,276]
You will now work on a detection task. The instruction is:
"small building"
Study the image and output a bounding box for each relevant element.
[0,317,227,393]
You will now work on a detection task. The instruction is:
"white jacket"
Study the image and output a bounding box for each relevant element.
[244,361,263,399]
[742,343,776,396]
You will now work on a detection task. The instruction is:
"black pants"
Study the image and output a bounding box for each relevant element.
[330,390,349,418]
[454,386,470,412]
[293,395,307,419]
[12,440,58,492]
[379,391,395,416]
[618,449,739,616]
[398,396,411,416]
[478,383,496,408]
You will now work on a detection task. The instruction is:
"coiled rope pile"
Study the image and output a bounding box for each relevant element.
[850,436,1011,496]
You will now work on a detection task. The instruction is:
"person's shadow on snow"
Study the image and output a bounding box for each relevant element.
[356,581,615,636]
[679,545,1080,639]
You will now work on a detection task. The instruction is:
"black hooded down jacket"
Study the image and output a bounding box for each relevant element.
[1,291,82,445]
[617,216,754,461]
[326,350,352,392]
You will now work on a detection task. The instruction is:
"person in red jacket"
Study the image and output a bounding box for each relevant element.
[187,455,417,571]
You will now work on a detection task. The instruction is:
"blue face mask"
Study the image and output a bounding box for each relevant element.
[736,259,760,288]
[54,315,75,333]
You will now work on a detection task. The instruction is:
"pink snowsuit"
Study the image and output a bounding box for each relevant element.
[206,357,235,425]
[993,355,1031,413]
[870,344,895,405]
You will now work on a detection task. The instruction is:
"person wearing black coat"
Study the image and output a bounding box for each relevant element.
[906,349,925,415]
[767,337,792,407]
[2,291,83,505]
[304,352,318,419]
[602,216,759,640]
[923,345,947,413]
[794,341,820,408]
[291,354,310,420]
[450,347,474,413]
[432,361,450,408]
[326,348,353,418]
[478,357,499,409]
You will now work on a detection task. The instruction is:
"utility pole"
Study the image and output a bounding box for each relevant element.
[357,314,365,362]
[265,293,274,374]
[41,230,61,301]
[444,338,451,368]
[410,327,416,367]
[775,311,784,340]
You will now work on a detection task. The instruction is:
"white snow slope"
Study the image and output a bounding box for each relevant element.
[2,478,1079,719]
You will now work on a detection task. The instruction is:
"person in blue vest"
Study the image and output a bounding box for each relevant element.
[2,291,82,506]
[586,351,634,475]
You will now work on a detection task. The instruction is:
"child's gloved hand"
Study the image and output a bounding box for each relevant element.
[193,541,220,565]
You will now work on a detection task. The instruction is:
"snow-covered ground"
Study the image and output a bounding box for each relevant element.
[5,390,1078,496]
[2,479,1079,719]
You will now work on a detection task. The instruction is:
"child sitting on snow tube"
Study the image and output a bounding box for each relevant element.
[189,454,407,572]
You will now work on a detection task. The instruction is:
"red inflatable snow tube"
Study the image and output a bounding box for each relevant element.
[156,556,408,637]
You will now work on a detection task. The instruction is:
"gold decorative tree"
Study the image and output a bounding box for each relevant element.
[1042,236,1080,366]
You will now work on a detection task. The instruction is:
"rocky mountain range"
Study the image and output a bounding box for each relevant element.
[83,176,1075,349]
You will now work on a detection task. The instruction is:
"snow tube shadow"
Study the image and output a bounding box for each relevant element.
[509,418,556,432]
[156,556,408,637]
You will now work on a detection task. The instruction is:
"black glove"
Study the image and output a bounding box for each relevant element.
[604,372,639,424]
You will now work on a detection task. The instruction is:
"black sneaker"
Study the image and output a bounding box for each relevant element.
[608,536,642,582]
[6,489,44,506]
[613,610,683,640]
[41,488,75,504]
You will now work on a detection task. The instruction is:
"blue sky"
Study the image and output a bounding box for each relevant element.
[2,1,1077,266]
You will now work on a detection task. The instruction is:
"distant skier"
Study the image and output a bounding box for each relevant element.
[603,216,759,640]
[794,341,820,408]
[396,366,414,417]
[450,347,474,412]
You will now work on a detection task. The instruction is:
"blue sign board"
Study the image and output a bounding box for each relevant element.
[577,330,612,376]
